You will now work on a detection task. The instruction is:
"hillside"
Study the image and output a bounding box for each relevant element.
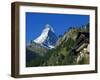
[26,23,89,67]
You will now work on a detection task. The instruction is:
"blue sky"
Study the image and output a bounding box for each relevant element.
[26,12,89,44]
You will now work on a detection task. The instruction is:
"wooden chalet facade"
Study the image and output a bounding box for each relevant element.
[70,32,89,64]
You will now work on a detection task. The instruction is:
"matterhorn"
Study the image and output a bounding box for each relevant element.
[34,24,58,49]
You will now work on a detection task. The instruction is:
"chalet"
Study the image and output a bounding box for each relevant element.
[70,32,89,64]
[71,32,89,54]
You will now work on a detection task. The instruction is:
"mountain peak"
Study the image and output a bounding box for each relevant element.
[44,24,54,32]
[34,24,58,49]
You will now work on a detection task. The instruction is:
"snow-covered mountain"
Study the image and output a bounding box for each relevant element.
[34,24,58,49]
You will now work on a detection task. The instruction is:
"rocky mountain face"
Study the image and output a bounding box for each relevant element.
[34,24,58,49]
[26,23,89,67]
